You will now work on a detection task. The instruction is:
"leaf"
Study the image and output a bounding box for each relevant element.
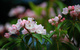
[36,41,42,50]
[42,35,52,44]
[74,23,80,32]
[2,41,14,49]
[23,34,31,44]
[8,42,18,50]
[29,2,42,16]
[55,0,65,11]
[66,43,78,50]
[60,30,67,35]
[57,21,65,29]
[48,31,56,38]
[32,34,42,43]
[20,42,26,50]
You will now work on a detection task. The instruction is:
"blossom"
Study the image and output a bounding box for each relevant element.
[8,25,17,34]
[48,19,53,23]
[74,5,80,13]
[50,30,53,33]
[58,14,62,19]
[22,29,28,34]
[54,17,59,22]
[68,6,72,10]
[8,6,25,17]
[70,11,78,17]
[4,33,10,38]
[62,7,68,15]
[5,23,11,30]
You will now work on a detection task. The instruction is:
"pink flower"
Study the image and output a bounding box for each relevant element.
[62,7,68,15]
[70,11,78,17]
[22,29,28,34]
[62,18,65,20]
[4,33,10,38]
[72,6,74,10]
[51,22,55,25]
[60,19,63,22]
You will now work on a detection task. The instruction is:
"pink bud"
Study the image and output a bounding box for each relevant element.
[62,18,65,20]
[4,33,10,38]
[58,14,62,19]
[51,22,55,25]
[51,18,54,21]
[72,6,74,10]
[60,20,63,22]
[68,6,72,10]
[56,22,58,24]
[50,31,53,33]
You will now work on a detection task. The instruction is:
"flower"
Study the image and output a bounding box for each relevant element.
[48,19,53,23]
[8,25,17,34]
[8,6,25,17]
[34,24,46,35]
[74,5,80,13]
[62,7,68,15]
[4,33,10,38]
[58,14,62,19]
[54,17,59,22]
[5,23,11,30]
[22,29,28,34]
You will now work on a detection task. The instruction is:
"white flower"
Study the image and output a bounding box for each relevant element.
[48,19,53,23]
[22,29,28,34]
[8,25,17,34]
[54,17,59,22]
[62,7,68,15]
[5,23,11,30]
[25,21,36,29]
[35,24,46,35]
[74,5,80,13]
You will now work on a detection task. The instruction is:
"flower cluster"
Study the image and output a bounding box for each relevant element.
[9,6,25,17]
[4,18,46,38]
[62,5,80,19]
[48,14,65,26]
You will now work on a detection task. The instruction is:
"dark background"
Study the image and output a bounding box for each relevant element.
[0,0,80,24]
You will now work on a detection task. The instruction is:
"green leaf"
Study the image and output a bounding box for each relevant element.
[48,31,56,38]
[60,30,67,34]
[29,2,42,16]
[23,34,31,44]
[55,0,65,11]
[32,34,42,43]
[2,41,14,49]
[42,35,52,44]
[74,23,80,32]
[66,43,78,50]
[8,42,18,50]
[36,41,42,50]
[20,42,26,50]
